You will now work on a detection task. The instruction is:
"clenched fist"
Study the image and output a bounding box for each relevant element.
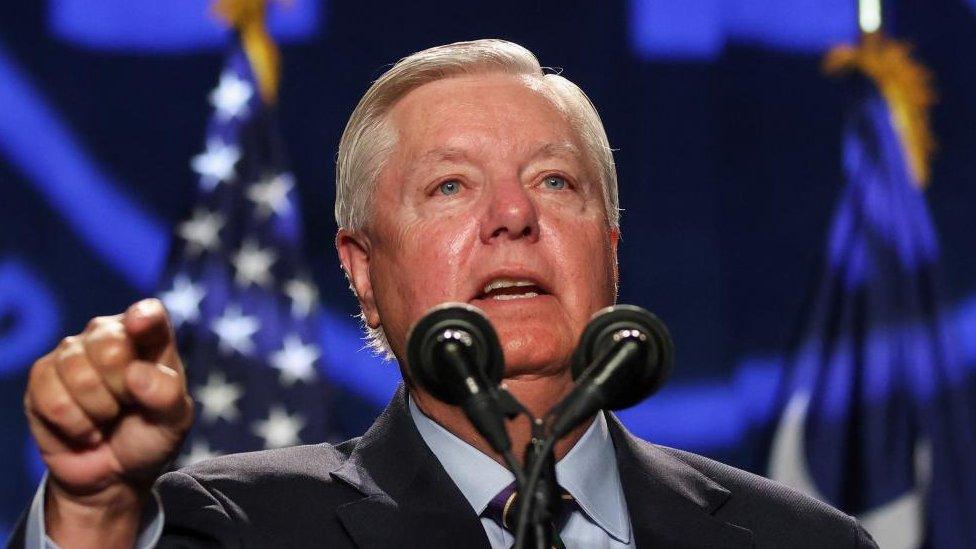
[24,298,194,547]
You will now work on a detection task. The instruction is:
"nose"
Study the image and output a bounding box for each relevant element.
[479,177,540,243]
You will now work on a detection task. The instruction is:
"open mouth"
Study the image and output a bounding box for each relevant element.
[475,278,549,301]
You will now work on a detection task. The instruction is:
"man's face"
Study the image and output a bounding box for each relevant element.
[339,72,618,378]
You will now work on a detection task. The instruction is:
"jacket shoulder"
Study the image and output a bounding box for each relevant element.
[653,445,876,548]
[154,440,363,547]
[172,439,356,482]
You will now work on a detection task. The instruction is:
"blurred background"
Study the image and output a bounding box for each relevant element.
[2,0,976,546]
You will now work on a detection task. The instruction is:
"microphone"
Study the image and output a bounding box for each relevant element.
[549,305,673,438]
[406,303,511,453]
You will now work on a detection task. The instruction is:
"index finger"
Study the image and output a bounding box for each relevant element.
[123,299,182,373]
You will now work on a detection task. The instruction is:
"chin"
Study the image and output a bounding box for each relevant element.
[497,328,573,379]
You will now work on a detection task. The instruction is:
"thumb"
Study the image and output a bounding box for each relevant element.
[125,361,192,425]
[123,299,180,369]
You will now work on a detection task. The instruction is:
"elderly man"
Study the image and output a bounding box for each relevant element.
[14,40,876,548]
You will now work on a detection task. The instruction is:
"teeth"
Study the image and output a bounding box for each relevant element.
[492,292,539,301]
[482,278,537,294]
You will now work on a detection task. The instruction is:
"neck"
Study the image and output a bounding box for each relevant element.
[411,370,593,465]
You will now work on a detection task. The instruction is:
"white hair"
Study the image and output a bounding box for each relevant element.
[335,39,619,359]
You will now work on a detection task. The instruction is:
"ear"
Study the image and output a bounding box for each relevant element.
[336,229,381,329]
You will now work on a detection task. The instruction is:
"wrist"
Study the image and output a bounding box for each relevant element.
[46,480,150,549]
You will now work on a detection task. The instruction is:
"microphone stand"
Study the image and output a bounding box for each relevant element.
[512,426,559,549]
[512,337,646,549]
[406,303,668,549]
[489,396,558,549]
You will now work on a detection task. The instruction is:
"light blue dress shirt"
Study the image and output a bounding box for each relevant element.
[408,397,634,548]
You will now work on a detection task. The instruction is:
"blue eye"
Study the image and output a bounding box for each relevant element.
[438,180,461,195]
[543,175,567,190]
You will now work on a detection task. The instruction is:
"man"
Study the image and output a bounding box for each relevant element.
[13,40,876,548]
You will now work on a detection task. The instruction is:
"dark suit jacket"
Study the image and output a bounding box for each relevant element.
[11,385,877,548]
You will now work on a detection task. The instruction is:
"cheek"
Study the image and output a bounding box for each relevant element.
[403,216,480,288]
[371,216,480,335]
[547,220,616,303]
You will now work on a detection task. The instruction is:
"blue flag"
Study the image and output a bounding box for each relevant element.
[768,64,976,547]
[156,33,337,465]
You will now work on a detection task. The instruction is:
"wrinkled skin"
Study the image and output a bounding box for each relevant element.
[338,72,619,380]
[23,299,193,548]
[337,72,619,457]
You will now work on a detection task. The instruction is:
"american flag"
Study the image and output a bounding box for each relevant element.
[156,35,335,466]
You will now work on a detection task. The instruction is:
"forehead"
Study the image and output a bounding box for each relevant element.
[387,72,577,157]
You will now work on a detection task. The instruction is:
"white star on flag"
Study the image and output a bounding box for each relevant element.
[159,273,206,327]
[176,208,225,256]
[247,173,294,219]
[209,71,253,121]
[252,406,306,449]
[179,439,220,468]
[191,138,241,191]
[284,278,318,318]
[194,371,244,423]
[210,304,261,356]
[232,239,277,288]
[270,334,320,385]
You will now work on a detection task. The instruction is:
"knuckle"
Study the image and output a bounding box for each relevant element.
[85,315,111,332]
[55,342,85,364]
[90,341,128,368]
[85,329,131,368]
[57,335,79,351]
[27,359,47,388]
[43,394,76,423]
[61,360,100,393]
[40,396,93,438]
[27,358,56,397]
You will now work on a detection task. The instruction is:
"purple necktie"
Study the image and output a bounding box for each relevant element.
[482,481,577,548]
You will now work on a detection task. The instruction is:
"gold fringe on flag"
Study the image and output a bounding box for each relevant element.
[823,32,936,188]
[212,0,281,105]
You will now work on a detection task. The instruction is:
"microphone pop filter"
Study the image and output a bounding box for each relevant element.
[570,305,673,409]
[406,302,504,405]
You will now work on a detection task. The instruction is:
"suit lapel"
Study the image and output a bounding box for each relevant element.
[331,385,490,549]
[330,386,754,548]
[608,415,755,548]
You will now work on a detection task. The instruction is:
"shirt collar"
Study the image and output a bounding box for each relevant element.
[555,410,632,543]
[408,395,631,543]
[408,395,514,515]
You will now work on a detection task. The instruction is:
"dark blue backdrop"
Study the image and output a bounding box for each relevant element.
[3,0,976,541]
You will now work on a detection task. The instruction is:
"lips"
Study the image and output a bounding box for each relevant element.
[472,273,551,302]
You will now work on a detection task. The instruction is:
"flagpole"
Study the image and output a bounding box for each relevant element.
[858,0,882,36]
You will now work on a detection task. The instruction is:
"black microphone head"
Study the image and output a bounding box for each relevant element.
[406,302,504,405]
[570,304,673,409]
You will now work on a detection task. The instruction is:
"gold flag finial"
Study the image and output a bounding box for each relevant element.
[212,0,281,104]
[823,0,936,188]
[824,34,936,188]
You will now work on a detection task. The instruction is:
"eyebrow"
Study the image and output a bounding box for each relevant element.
[412,141,583,169]
[416,147,472,165]
[402,147,471,180]
[530,141,582,161]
